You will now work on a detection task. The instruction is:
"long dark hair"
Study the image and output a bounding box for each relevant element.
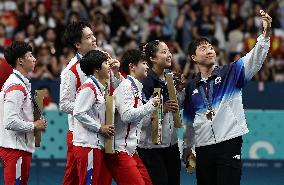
[139,40,161,67]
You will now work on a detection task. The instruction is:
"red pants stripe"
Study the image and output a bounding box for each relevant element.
[105,152,152,185]
[62,131,79,185]
[0,147,32,185]
[73,146,112,185]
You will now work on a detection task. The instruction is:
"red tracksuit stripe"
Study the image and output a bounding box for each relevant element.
[77,83,98,100]
[4,84,27,98]
[124,96,139,148]
[69,62,81,90]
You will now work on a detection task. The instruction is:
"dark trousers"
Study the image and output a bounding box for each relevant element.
[137,143,181,185]
[196,136,243,185]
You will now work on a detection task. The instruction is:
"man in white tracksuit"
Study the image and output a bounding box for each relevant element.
[0,41,46,185]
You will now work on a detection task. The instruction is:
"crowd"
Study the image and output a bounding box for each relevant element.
[0,0,283,83]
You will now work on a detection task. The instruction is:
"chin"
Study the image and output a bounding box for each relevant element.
[205,60,215,67]
[165,63,171,68]
[209,62,215,67]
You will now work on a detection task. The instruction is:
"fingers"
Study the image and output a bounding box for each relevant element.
[105,125,115,136]
[183,148,193,163]
[154,96,161,103]
[260,10,272,22]
[168,104,179,112]
[183,152,190,163]
[109,59,120,68]
[166,100,179,112]
[41,120,47,130]
[35,119,47,131]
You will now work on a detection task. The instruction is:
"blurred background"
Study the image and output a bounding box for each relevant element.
[0,0,283,184]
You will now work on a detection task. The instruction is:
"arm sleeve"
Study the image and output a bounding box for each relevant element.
[73,87,101,132]
[110,71,124,89]
[59,71,76,114]
[115,84,156,124]
[4,89,34,133]
[233,35,270,88]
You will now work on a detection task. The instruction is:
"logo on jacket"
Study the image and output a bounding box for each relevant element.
[192,89,198,95]
[215,77,222,84]
[232,154,241,160]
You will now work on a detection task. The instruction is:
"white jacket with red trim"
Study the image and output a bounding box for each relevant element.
[113,76,156,155]
[0,70,35,153]
[73,76,107,149]
[60,54,86,132]
[60,54,124,132]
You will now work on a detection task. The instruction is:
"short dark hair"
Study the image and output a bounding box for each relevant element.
[4,41,33,68]
[63,21,91,51]
[80,50,108,76]
[121,49,145,75]
[139,40,161,67]
[187,37,210,57]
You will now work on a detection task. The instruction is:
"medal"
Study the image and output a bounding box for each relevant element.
[205,108,215,121]
[198,80,215,121]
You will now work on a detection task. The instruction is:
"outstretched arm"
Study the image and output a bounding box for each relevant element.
[243,10,272,79]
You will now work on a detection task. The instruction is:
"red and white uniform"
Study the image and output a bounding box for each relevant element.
[60,54,86,185]
[60,53,123,185]
[114,76,156,155]
[60,54,123,132]
[73,76,109,185]
[73,77,106,148]
[105,75,156,185]
[60,54,86,132]
[0,70,34,185]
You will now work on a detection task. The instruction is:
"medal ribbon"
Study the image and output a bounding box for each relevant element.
[89,75,103,95]
[13,72,42,116]
[198,80,214,111]
[127,75,146,104]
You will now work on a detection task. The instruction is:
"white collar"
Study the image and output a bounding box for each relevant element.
[13,69,30,85]
[90,75,105,92]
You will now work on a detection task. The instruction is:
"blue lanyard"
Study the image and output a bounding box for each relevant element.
[127,76,147,104]
[76,53,81,61]
[13,72,42,115]
[198,80,214,110]
[89,75,103,95]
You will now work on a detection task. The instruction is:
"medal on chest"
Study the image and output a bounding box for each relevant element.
[199,80,215,122]
[205,108,215,121]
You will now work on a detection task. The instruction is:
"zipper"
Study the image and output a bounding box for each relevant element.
[210,124,217,143]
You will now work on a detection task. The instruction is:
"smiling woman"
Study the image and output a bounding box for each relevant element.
[137,40,183,185]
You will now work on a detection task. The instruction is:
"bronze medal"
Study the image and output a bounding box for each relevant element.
[205,109,215,121]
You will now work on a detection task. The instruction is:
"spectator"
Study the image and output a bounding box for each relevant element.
[0,23,12,51]
[175,2,196,51]
[38,86,58,111]
[33,2,56,33]
[192,5,215,40]
[226,2,243,39]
